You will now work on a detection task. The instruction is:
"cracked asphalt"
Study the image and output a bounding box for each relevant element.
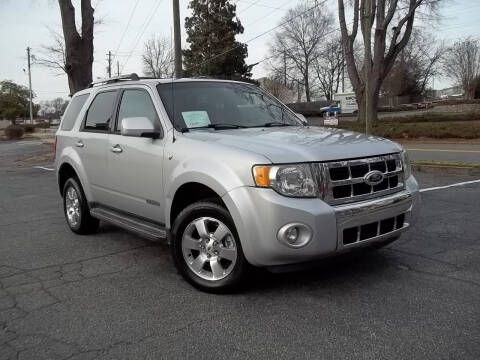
[0,141,479,360]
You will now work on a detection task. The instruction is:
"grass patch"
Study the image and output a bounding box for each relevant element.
[412,160,480,168]
[381,111,480,123]
[338,120,480,139]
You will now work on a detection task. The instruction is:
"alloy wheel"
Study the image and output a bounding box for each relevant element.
[181,217,238,281]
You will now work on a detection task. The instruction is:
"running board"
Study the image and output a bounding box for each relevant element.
[90,206,167,241]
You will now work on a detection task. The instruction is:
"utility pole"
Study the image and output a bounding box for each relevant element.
[173,0,182,78]
[283,49,287,86]
[26,47,33,124]
[117,61,120,76]
[107,51,112,78]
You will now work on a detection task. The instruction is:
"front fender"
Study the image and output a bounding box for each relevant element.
[164,159,247,228]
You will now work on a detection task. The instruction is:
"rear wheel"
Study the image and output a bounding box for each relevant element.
[63,178,99,235]
[171,201,248,292]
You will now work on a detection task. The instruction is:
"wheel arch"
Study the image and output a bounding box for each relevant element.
[168,182,227,229]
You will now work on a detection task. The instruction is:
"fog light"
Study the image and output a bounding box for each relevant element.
[285,226,299,244]
[277,223,312,248]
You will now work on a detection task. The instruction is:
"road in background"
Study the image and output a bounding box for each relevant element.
[403,143,480,163]
[307,109,430,124]
[0,141,479,359]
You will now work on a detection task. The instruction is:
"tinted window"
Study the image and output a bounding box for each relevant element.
[116,89,159,131]
[60,94,89,131]
[84,91,117,131]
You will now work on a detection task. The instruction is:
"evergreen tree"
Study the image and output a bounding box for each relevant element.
[183,0,251,80]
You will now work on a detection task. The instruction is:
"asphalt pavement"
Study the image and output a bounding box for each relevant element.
[0,141,479,359]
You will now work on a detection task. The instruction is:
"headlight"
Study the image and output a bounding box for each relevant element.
[401,150,411,179]
[253,164,318,197]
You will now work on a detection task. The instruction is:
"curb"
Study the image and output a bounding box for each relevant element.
[412,163,480,176]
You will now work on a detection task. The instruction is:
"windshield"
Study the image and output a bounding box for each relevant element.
[157,81,303,131]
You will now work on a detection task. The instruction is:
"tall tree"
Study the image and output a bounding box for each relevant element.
[0,81,32,124]
[142,37,174,78]
[383,31,444,103]
[270,2,333,102]
[58,0,95,94]
[338,0,440,131]
[312,36,345,101]
[443,37,480,100]
[183,0,251,80]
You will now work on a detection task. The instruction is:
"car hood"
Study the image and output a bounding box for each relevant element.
[183,126,403,163]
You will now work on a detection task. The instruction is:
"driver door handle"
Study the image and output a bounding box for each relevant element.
[110,144,123,154]
[75,140,84,148]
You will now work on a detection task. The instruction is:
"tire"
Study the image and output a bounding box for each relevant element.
[171,201,249,293]
[63,177,99,235]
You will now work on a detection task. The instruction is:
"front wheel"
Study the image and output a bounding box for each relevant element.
[171,201,249,293]
[63,177,99,235]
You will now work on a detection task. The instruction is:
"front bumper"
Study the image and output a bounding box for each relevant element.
[222,175,420,267]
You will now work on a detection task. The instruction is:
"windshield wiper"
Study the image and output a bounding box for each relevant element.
[182,123,247,132]
[257,122,293,128]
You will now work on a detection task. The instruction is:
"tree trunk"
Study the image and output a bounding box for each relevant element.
[357,87,379,133]
[58,0,94,94]
[338,0,422,132]
[304,69,311,102]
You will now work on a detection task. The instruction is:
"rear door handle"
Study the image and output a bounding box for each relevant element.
[110,144,123,154]
[75,140,84,148]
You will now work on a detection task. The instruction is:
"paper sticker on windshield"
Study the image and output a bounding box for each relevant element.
[182,111,211,128]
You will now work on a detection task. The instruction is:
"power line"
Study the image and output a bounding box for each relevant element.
[114,0,141,57]
[121,0,165,73]
[235,0,289,11]
[237,0,262,14]
[243,0,293,28]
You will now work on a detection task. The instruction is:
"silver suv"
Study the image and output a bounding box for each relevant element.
[55,74,420,292]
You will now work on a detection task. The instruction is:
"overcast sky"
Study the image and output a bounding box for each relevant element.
[0,0,479,101]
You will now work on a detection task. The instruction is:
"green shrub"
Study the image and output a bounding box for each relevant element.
[4,125,25,140]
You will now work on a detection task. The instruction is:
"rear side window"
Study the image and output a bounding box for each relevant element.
[116,89,159,131]
[60,94,89,131]
[84,91,117,131]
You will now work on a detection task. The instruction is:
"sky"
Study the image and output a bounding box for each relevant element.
[0,0,479,102]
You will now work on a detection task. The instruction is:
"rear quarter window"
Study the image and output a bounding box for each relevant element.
[60,94,89,131]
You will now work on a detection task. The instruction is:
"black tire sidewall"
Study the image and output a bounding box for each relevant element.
[62,177,97,234]
[171,202,248,292]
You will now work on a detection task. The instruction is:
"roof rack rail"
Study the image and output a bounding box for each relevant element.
[88,73,140,88]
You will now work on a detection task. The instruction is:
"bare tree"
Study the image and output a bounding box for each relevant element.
[443,37,480,100]
[383,30,444,102]
[57,0,95,94]
[270,3,334,102]
[312,36,345,101]
[35,29,68,74]
[338,0,441,131]
[259,77,295,103]
[142,37,174,78]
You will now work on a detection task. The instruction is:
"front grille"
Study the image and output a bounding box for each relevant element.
[342,214,407,245]
[314,153,404,205]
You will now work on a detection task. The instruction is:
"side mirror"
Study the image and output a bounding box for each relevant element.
[120,117,161,139]
[296,113,308,125]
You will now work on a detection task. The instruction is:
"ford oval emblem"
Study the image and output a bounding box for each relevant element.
[364,170,384,186]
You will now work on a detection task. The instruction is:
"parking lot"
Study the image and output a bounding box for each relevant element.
[1,141,479,360]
